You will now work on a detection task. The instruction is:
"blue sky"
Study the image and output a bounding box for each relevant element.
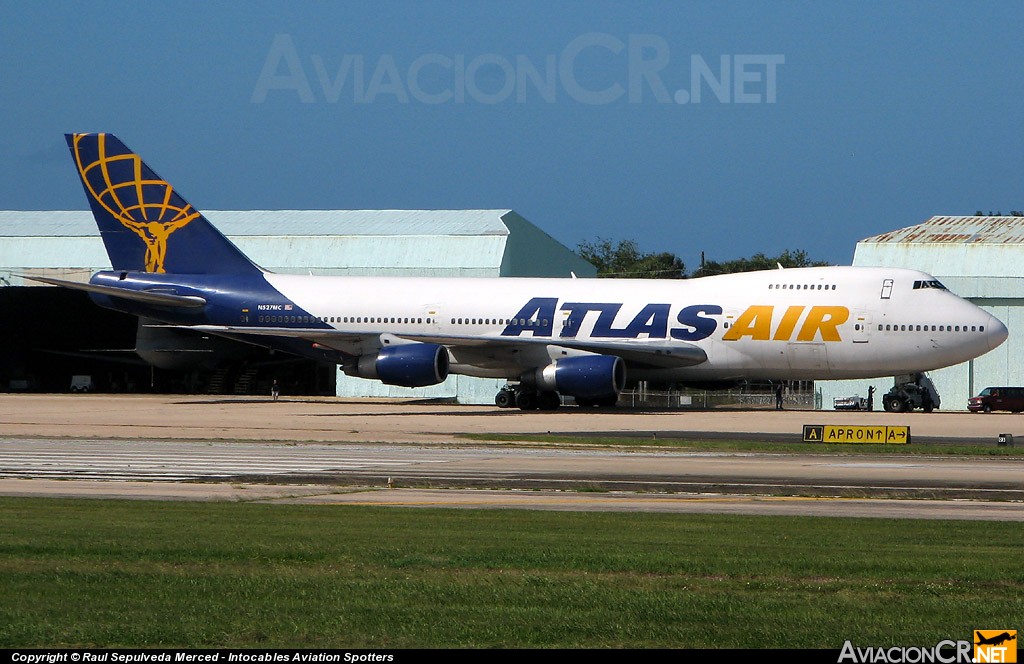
[1,1,1022,270]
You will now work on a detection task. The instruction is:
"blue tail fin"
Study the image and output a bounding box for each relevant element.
[65,133,262,275]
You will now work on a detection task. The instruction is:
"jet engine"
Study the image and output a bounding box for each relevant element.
[521,355,626,399]
[347,343,450,388]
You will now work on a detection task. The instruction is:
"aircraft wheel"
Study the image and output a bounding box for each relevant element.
[537,391,561,411]
[495,389,515,409]
[883,395,905,413]
[516,390,538,410]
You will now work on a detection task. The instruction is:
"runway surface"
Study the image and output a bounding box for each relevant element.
[1,394,1022,519]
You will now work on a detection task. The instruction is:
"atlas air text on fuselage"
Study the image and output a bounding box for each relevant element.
[500,297,850,342]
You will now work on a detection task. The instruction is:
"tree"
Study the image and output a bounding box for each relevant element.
[577,239,829,279]
[696,249,829,277]
[576,238,687,279]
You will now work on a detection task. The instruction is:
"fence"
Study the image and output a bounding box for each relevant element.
[619,386,821,410]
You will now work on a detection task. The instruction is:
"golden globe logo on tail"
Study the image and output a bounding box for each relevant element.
[69,133,199,273]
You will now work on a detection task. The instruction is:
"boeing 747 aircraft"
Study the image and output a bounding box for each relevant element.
[35,133,1008,409]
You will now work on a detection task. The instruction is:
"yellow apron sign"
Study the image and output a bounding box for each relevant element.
[803,424,910,444]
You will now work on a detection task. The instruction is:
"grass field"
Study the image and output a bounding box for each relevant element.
[1,497,1021,649]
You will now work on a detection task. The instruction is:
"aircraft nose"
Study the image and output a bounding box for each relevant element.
[986,314,1009,351]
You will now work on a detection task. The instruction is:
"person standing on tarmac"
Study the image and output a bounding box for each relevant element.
[775,383,784,410]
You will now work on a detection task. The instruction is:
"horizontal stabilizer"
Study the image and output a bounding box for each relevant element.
[20,275,207,308]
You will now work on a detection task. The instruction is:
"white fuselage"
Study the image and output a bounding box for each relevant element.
[259,265,1007,382]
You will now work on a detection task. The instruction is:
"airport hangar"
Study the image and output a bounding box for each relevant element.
[0,209,595,404]
[818,215,1024,411]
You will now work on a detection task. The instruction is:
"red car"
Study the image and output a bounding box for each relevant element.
[968,387,1024,413]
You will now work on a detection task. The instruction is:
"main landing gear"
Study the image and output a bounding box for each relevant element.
[494,385,618,410]
[495,385,560,410]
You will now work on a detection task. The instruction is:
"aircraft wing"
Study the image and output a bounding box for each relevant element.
[178,325,708,368]
[402,332,707,368]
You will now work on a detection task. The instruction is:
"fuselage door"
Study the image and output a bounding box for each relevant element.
[880,279,894,300]
[425,305,442,333]
[720,308,741,337]
[852,311,870,344]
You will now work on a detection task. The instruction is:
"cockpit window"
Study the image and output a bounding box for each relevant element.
[912,279,947,290]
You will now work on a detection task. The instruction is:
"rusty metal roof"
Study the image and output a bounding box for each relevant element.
[860,216,1024,245]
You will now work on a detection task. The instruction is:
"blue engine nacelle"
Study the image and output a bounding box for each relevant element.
[352,343,450,387]
[524,355,626,399]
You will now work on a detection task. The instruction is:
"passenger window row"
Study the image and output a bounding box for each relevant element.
[451,317,531,326]
[768,284,837,290]
[254,315,985,336]
[258,315,433,325]
[875,323,984,332]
